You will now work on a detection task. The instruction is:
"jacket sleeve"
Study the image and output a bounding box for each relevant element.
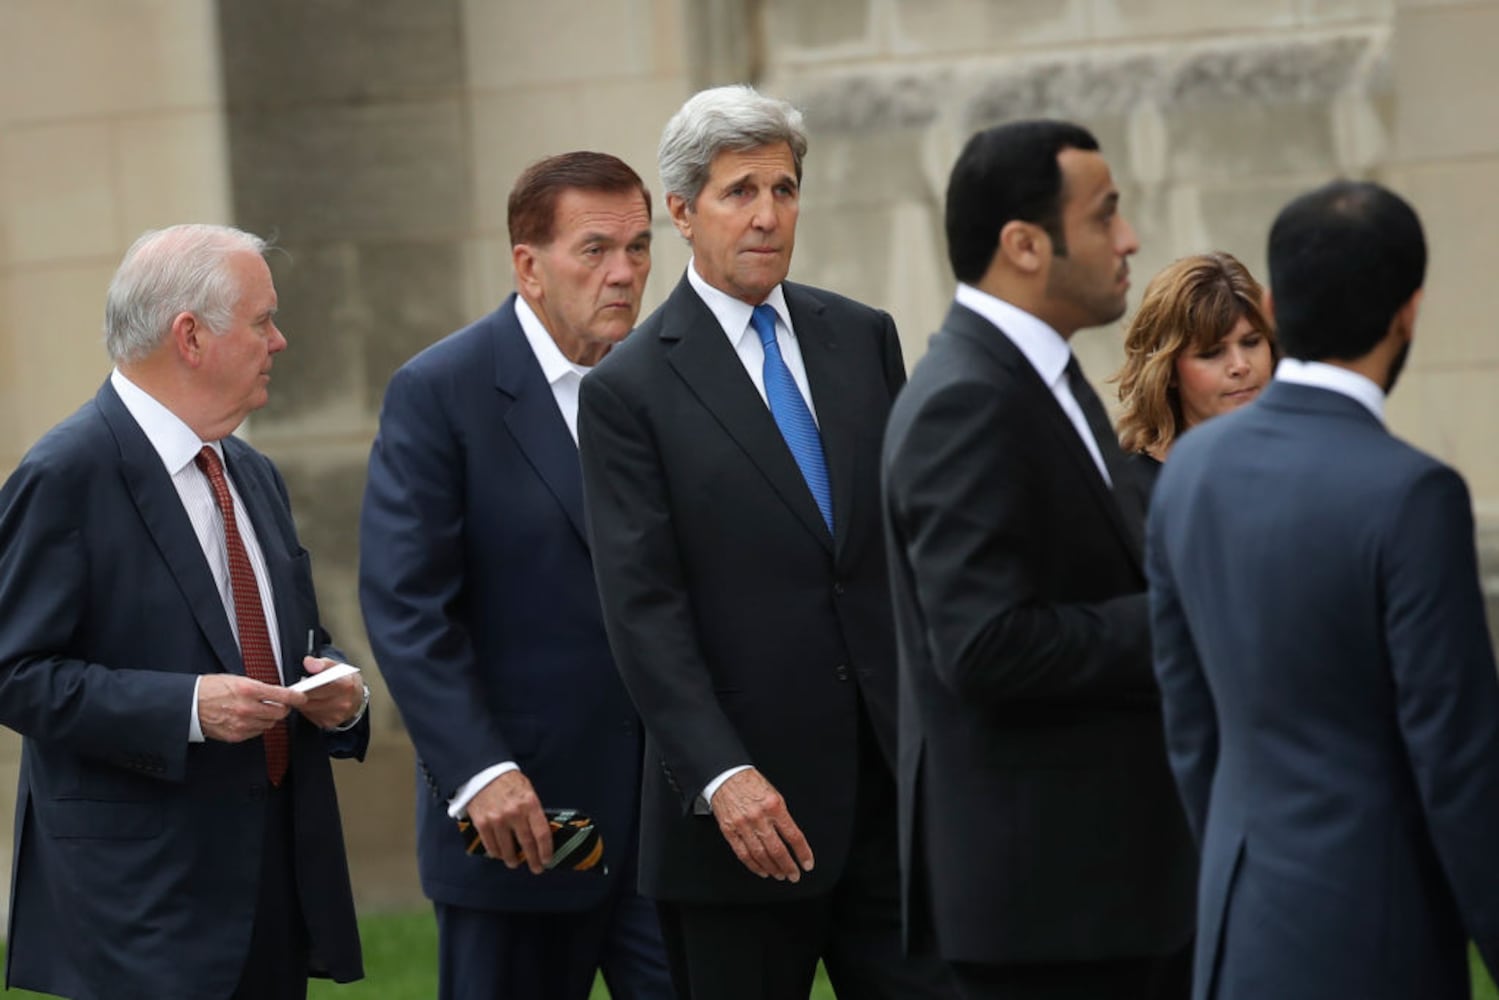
[358,361,511,799]
[577,370,750,812]
[0,455,196,781]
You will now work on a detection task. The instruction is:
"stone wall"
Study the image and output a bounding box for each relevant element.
[2,0,1499,918]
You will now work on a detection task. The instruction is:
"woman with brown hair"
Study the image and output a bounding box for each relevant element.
[1114,252,1279,491]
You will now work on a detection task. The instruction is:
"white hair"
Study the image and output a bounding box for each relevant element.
[104,224,269,364]
[657,84,809,207]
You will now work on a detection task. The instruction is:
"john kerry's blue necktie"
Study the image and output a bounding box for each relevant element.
[752,304,833,534]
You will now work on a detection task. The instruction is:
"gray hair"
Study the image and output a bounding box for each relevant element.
[658,84,809,207]
[104,223,270,364]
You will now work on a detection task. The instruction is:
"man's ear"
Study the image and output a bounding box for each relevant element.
[997,220,1048,276]
[171,311,204,368]
[1394,288,1423,343]
[1261,287,1274,324]
[666,192,694,242]
[512,244,541,299]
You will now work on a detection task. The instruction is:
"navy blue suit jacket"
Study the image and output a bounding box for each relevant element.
[0,381,365,1000]
[359,295,643,913]
[1148,380,1499,999]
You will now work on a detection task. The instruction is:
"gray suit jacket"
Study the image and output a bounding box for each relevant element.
[1149,379,1499,999]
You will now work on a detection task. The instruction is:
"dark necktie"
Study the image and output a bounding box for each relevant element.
[752,304,833,533]
[195,446,288,785]
[1064,355,1144,544]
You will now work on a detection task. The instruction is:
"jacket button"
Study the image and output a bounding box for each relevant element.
[835,664,850,681]
[833,581,846,596]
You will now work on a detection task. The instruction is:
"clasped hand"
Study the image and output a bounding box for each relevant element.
[198,656,364,742]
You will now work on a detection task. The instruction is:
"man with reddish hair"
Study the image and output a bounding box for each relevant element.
[360,152,671,999]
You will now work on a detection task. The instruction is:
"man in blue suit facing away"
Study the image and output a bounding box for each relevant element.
[1147,180,1499,999]
[0,224,369,999]
[359,151,672,1000]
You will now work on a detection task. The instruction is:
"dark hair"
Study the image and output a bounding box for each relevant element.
[1115,252,1279,455]
[944,119,1100,284]
[1267,180,1425,362]
[507,151,652,247]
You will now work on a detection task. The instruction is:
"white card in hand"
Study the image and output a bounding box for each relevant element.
[289,662,360,693]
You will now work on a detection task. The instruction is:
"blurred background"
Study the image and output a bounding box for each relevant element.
[2,0,1497,917]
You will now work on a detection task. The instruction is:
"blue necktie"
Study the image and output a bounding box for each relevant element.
[752,304,833,534]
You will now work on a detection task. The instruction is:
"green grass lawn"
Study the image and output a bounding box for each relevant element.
[0,910,1492,998]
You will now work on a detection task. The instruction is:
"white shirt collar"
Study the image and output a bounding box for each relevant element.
[686,259,793,344]
[109,368,219,475]
[1274,358,1386,424]
[954,283,1070,386]
[513,295,592,382]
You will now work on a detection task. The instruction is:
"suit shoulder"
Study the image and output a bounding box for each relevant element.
[786,281,891,329]
[392,306,507,383]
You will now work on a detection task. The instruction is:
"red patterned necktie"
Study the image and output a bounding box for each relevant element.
[195,445,288,785]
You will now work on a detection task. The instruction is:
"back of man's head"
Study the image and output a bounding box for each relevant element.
[944,119,1099,284]
[1268,180,1426,362]
[507,151,651,248]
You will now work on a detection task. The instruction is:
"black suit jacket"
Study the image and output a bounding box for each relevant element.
[578,274,905,903]
[360,296,644,914]
[0,381,364,1000]
[882,302,1195,964]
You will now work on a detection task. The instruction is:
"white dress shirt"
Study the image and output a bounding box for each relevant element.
[1274,357,1386,425]
[954,283,1112,486]
[688,260,820,424]
[446,296,598,820]
[109,369,283,743]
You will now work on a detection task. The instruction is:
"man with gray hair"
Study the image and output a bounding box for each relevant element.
[0,224,368,999]
[578,85,954,998]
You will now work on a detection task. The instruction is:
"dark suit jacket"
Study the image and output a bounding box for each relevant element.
[0,381,365,1000]
[577,274,905,903]
[359,295,643,913]
[882,302,1196,965]
[1148,380,1499,1000]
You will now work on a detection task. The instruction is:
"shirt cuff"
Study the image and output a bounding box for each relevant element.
[447,761,520,819]
[697,764,754,815]
[189,676,204,743]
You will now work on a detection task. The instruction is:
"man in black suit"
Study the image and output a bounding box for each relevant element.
[360,152,672,1000]
[882,120,1196,999]
[578,84,954,999]
[0,224,368,999]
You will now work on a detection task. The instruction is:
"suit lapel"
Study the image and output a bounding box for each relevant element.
[493,297,589,547]
[788,284,855,557]
[661,277,833,551]
[949,305,1143,571]
[97,382,244,675]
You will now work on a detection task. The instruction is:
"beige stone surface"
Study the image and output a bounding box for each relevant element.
[1092,0,1298,38]
[1,122,118,267]
[1393,3,1499,161]
[887,0,1093,54]
[1386,159,1499,368]
[0,0,221,126]
[1300,0,1396,21]
[462,0,683,91]
[116,112,233,238]
[467,78,688,236]
[1388,366,1499,500]
[3,263,116,448]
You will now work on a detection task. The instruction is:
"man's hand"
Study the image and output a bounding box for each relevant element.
[710,768,814,882]
[466,770,554,874]
[297,656,365,729]
[198,674,306,743]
